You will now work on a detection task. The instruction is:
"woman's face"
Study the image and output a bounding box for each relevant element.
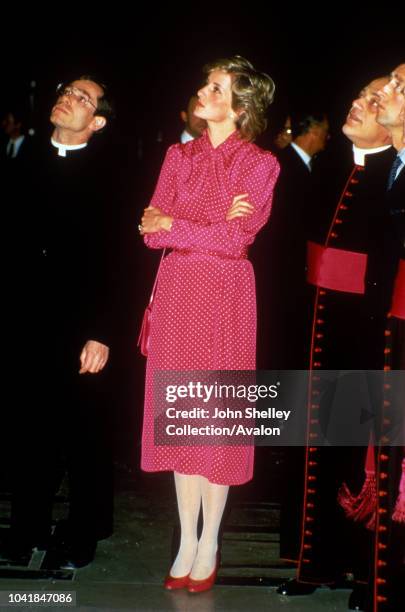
[195,69,235,124]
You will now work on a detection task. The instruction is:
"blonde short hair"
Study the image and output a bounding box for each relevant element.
[203,55,275,141]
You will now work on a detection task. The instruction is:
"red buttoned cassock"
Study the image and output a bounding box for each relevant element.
[295,147,397,587]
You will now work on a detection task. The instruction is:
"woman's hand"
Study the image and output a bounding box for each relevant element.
[226,194,254,221]
[139,206,173,234]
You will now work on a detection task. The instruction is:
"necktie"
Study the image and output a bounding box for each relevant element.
[387,155,402,190]
[7,141,15,158]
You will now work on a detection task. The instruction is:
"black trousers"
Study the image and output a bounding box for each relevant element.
[7,331,114,546]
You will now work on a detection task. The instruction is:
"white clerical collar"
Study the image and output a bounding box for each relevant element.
[180,130,195,144]
[352,144,391,167]
[51,138,88,157]
[291,142,312,170]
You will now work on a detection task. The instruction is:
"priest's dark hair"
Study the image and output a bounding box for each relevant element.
[77,74,115,124]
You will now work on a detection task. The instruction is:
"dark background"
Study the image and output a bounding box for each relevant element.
[2,10,404,148]
[1,8,404,468]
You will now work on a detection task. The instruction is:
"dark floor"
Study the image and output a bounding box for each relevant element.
[0,461,351,611]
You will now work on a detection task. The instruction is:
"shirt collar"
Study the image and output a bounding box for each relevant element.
[9,135,25,147]
[7,135,25,157]
[180,130,195,144]
[352,143,392,167]
[291,142,312,170]
[397,147,405,165]
[51,138,88,157]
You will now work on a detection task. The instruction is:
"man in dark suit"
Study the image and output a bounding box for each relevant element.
[250,112,329,567]
[254,111,329,371]
[4,76,116,570]
[256,112,330,563]
[378,63,405,223]
[0,107,35,165]
[270,112,329,366]
[371,64,405,612]
[0,106,37,275]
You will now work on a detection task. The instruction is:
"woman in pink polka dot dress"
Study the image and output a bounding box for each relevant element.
[139,56,280,591]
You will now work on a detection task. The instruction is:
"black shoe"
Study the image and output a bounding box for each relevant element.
[277,578,318,596]
[58,541,97,570]
[348,584,367,611]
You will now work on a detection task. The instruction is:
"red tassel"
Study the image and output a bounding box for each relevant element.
[337,441,377,530]
[337,472,377,530]
[392,458,405,524]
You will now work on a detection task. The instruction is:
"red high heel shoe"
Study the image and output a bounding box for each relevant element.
[163,572,190,590]
[187,551,220,593]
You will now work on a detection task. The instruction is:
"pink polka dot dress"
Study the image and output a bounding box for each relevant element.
[141,130,279,485]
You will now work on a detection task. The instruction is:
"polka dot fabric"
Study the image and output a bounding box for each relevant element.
[141,130,279,485]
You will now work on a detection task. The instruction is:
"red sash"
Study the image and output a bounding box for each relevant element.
[307,241,367,294]
[391,259,405,320]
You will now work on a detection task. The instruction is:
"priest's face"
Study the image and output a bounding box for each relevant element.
[195,70,235,125]
[342,77,391,148]
[376,64,405,132]
[50,79,105,139]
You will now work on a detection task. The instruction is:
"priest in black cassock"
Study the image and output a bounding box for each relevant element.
[277,75,397,608]
[4,76,117,570]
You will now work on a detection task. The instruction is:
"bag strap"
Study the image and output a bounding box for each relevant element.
[148,248,166,305]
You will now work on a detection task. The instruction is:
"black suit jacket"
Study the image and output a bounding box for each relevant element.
[387,164,405,249]
[251,144,319,368]
[253,143,314,284]
[0,135,37,165]
[384,163,405,299]
[269,144,313,278]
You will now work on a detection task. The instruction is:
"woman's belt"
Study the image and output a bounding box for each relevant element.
[391,259,405,320]
[306,241,367,295]
[173,248,248,261]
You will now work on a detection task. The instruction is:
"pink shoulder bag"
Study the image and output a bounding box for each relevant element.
[137,249,166,357]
